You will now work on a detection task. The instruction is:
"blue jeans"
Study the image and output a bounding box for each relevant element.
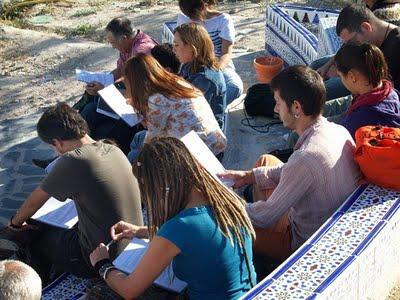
[223,64,243,105]
[310,55,351,101]
[127,130,147,163]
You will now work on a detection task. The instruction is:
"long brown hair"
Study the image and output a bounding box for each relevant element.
[174,23,218,73]
[134,137,255,260]
[124,53,201,116]
[335,42,389,88]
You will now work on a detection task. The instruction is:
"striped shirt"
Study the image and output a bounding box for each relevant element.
[177,13,235,57]
[246,117,361,250]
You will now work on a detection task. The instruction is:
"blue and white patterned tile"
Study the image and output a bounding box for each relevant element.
[316,255,358,300]
[272,242,353,293]
[42,273,89,300]
[252,280,314,300]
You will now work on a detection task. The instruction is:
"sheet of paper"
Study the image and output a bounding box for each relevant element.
[96,98,120,120]
[45,156,60,174]
[75,69,114,87]
[98,85,142,127]
[32,197,78,229]
[113,238,187,293]
[180,131,234,186]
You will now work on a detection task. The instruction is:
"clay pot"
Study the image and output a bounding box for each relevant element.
[253,56,284,84]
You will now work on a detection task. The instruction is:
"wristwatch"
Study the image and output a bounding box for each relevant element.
[98,262,118,281]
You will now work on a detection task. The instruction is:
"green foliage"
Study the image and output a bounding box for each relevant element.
[71,8,96,18]
[57,23,95,38]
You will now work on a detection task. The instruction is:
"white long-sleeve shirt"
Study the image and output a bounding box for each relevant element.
[246,117,361,250]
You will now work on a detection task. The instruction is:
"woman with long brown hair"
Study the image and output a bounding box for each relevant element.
[125,53,226,162]
[90,137,256,299]
[174,23,227,128]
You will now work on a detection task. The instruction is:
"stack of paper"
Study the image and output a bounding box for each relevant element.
[113,238,187,293]
[98,85,142,127]
[32,197,78,229]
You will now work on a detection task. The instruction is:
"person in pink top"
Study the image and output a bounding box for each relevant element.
[219,66,361,269]
[86,17,158,95]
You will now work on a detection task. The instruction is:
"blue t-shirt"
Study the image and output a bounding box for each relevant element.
[157,206,256,300]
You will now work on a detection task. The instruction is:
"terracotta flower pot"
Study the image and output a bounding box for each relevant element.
[253,56,284,84]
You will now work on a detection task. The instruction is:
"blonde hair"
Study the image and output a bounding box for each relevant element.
[174,23,218,73]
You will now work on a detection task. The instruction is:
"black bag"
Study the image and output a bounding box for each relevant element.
[244,84,277,118]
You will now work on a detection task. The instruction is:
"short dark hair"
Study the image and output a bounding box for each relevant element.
[270,66,326,117]
[151,43,181,74]
[37,103,89,144]
[336,4,377,36]
[106,17,133,39]
[335,42,389,87]
[178,0,216,20]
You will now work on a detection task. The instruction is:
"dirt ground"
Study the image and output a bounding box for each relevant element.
[0,0,399,298]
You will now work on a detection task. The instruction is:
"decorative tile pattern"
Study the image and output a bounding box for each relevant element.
[243,184,400,299]
[42,273,89,300]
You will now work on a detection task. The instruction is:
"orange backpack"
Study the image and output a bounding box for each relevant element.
[354,126,400,191]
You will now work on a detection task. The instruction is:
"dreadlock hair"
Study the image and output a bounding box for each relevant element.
[134,137,255,284]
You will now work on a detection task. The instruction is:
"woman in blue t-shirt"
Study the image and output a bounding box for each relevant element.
[174,22,227,129]
[89,137,256,299]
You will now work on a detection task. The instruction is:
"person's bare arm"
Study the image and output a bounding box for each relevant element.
[218,39,234,70]
[8,187,50,229]
[90,236,179,299]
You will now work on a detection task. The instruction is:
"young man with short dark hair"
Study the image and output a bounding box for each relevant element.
[318,4,400,92]
[9,103,143,282]
[220,66,361,262]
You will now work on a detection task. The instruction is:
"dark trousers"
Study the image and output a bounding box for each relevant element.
[27,223,96,284]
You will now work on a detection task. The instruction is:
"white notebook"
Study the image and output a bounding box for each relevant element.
[75,69,114,87]
[180,131,234,186]
[113,238,187,293]
[32,197,78,229]
[98,85,142,127]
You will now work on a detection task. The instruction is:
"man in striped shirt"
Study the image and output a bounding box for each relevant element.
[220,66,361,263]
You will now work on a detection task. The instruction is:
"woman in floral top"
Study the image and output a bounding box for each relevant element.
[125,53,226,162]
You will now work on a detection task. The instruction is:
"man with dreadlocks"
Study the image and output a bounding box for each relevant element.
[220,66,361,265]
[90,137,256,300]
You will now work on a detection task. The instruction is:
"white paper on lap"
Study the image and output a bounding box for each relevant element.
[113,238,188,293]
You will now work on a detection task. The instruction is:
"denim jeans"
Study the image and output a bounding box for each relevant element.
[310,55,351,102]
[223,64,243,105]
[127,130,147,163]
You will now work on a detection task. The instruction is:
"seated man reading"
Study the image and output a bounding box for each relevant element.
[77,17,158,150]
[8,103,143,283]
[220,66,361,264]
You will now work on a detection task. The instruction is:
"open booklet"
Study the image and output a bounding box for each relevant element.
[113,238,187,293]
[31,197,78,229]
[75,69,114,87]
[180,131,234,187]
[97,85,142,127]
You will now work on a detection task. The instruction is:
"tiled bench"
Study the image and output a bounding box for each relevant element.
[265,4,340,66]
[42,272,88,299]
[241,184,400,299]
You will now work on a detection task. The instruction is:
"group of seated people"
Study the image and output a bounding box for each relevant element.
[2,1,400,299]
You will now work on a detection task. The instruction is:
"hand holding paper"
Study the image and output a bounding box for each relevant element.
[180,131,234,187]
[76,69,114,87]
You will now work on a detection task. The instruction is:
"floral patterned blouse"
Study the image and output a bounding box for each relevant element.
[144,93,227,155]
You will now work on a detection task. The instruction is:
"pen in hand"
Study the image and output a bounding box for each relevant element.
[106,239,116,250]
